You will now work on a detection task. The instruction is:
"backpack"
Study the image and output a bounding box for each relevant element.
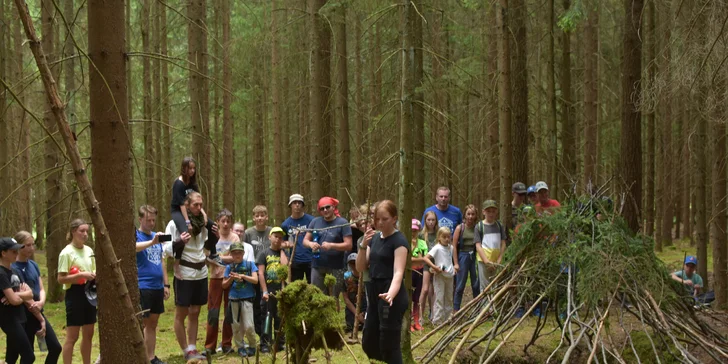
[458,220,504,251]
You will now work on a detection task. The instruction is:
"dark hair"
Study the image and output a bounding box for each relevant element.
[67,219,89,242]
[180,157,198,188]
[138,205,158,218]
[217,208,233,222]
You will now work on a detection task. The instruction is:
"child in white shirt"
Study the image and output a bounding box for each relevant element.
[426,227,456,325]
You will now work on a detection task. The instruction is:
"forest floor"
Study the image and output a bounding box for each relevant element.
[0,238,723,363]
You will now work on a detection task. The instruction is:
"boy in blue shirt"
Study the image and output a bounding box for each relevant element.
[223,243,259,357]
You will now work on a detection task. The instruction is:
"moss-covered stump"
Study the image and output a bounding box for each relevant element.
[278,279,344,363]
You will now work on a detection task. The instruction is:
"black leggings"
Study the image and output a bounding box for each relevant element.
[6,311,61,364]
[1,318,35,364]
[171,209,218,257]
[362,278,408,364]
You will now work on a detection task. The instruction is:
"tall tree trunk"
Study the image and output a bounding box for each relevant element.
[222,0,233,213]
[497,0,512,226]
[644,0,656,238]
[334,3,350,207]
[583,0,599,189]
[658,0,674,249]
[86,0,146,359]
[560,0,574,198]
[254,83,266,205]
[15,0,29,231]
[547,0,558,194]
[711,54,727,309]
[160,0,171,219]
[63,0,82,222]
[142,0,155,206]
[0,0,6,234]
[152,0,162,216]
[511,0,528,184]
[41,0,64,303]
[309,0,332,201]
[431,3,444,193]
[413,3,424,213]
[620,0,643,233]
[399,1,416,360]
[693,6,708,284]
[487,4,499,200]
[682,98,692,243]
[298,0,310,199]
[354,10,364,202]
[188,0,210,199]
[272,0,284,220]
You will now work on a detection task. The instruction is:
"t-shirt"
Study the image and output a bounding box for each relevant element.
[673,270,704,295]
[308,216,353,269]
[136,230,164,290]
[225,261,258,300]
[210,235,237,279]
[428,244,455,277]
[474,220,508,262]
[170,179,198,212]
[368,231,409,280]
[341,269,366,313]
[421,205,463,234]
[58,244,96,290]
[11,260,41,301]
[281,214,315,263]
[536,199,561,215]
[244,226,272,260]
[457,224,476,252]
[163,220,208,280]
[0,266,26,323]
[418,231,437,250]
[256,247,289,293]
[411,239,429,270]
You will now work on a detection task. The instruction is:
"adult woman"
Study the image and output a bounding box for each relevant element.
[452,204,481,312]
[170,157,221,264]
[8,231,62,364]
[57,219,96,364]
[357,200,408,364]
[1,237,35,363]
[418,211,438,324]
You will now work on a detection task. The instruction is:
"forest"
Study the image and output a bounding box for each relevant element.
[1,0,728,362]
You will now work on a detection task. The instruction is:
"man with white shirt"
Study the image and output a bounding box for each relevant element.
[163,191,208,361]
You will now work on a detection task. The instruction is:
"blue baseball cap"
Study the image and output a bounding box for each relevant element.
[685,256,698,266]
[527,185,537,194]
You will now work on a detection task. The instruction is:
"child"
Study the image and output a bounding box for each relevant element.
[342,253,366,334]
[426,227,455,326]
[256,227,289,353]
[0,237,37,364]
[223,243,259,358]
[170,157,222,266]
[474,200,508,293]
[410,219,434,332]
[419,211,439,325]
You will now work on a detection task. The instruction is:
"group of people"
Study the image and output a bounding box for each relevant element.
[2,154,709,364]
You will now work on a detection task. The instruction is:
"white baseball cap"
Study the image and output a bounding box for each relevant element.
[535,181,549,191]
[288,194,305,206]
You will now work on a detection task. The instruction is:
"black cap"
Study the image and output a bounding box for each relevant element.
[512,182,527,194]
[0,237,24,251]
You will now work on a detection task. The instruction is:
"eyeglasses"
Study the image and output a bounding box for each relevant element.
[319,205,332,212]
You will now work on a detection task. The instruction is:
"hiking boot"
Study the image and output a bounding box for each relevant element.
[184,350,205,361]
[237,348,248,358]
[204,348,214,358]
[207,254,224,267]
[220,346,234,354]
[246,347,256,357]
[150,356,166,364]
[260,344,270,353]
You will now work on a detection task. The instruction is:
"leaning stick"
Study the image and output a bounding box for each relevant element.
[338,330,360,364]
[587,285,621,364]
[352,159,376,340]
[11,1,149,363]
[287,231,299,284]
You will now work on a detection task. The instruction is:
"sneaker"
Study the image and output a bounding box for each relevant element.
[204,348,214,358]
[220,346,234,354]
[237,348,248,357]
[207,254,224,267]
[184,350,205,361]
[260,344,270,353]
[276,343,285,352]
[414,322,423,331]
[215,345,223,354]
[246,347,256,357]
[150,357,166,364]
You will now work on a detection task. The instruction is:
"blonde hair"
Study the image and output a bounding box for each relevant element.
[67,219,89,242]
[14,231,33,245]
[252,205,268,215]
[464,204,478,220]
[436,227,451,245]
[423,211,439,242]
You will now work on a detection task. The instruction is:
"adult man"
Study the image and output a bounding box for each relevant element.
[671,256,703,297]
[421,187,463,233]
[280,194,315,283]
[135,205,170,364]
[303,197,352,296]
[534,181,561,215]
[162,192,208,361]
[511,182,527,227]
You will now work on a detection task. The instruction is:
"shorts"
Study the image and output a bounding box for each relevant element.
[65,284,97,327]
[140,289,165,317]
[174,277,208,307]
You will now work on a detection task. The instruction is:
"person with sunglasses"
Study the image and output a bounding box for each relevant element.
[303,197,353,297]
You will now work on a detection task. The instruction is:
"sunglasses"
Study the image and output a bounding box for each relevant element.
[319,205,333,212]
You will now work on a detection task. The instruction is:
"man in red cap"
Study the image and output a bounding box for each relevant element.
[303,197,353,297]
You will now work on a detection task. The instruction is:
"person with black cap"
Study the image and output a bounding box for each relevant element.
[57,219,96,364]
[9,231,62,364]
[280,194,314,283]
[1,237,36,363]
[511,182,528,227]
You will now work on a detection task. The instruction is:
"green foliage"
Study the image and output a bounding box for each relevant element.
[557,0,586,32]
[324,273,337,288]
[275,264,288,283]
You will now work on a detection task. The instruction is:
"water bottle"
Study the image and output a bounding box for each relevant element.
[312,230,320,259]
[37,336,47,352]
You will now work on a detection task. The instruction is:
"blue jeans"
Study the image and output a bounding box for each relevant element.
[454,251,480,310]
